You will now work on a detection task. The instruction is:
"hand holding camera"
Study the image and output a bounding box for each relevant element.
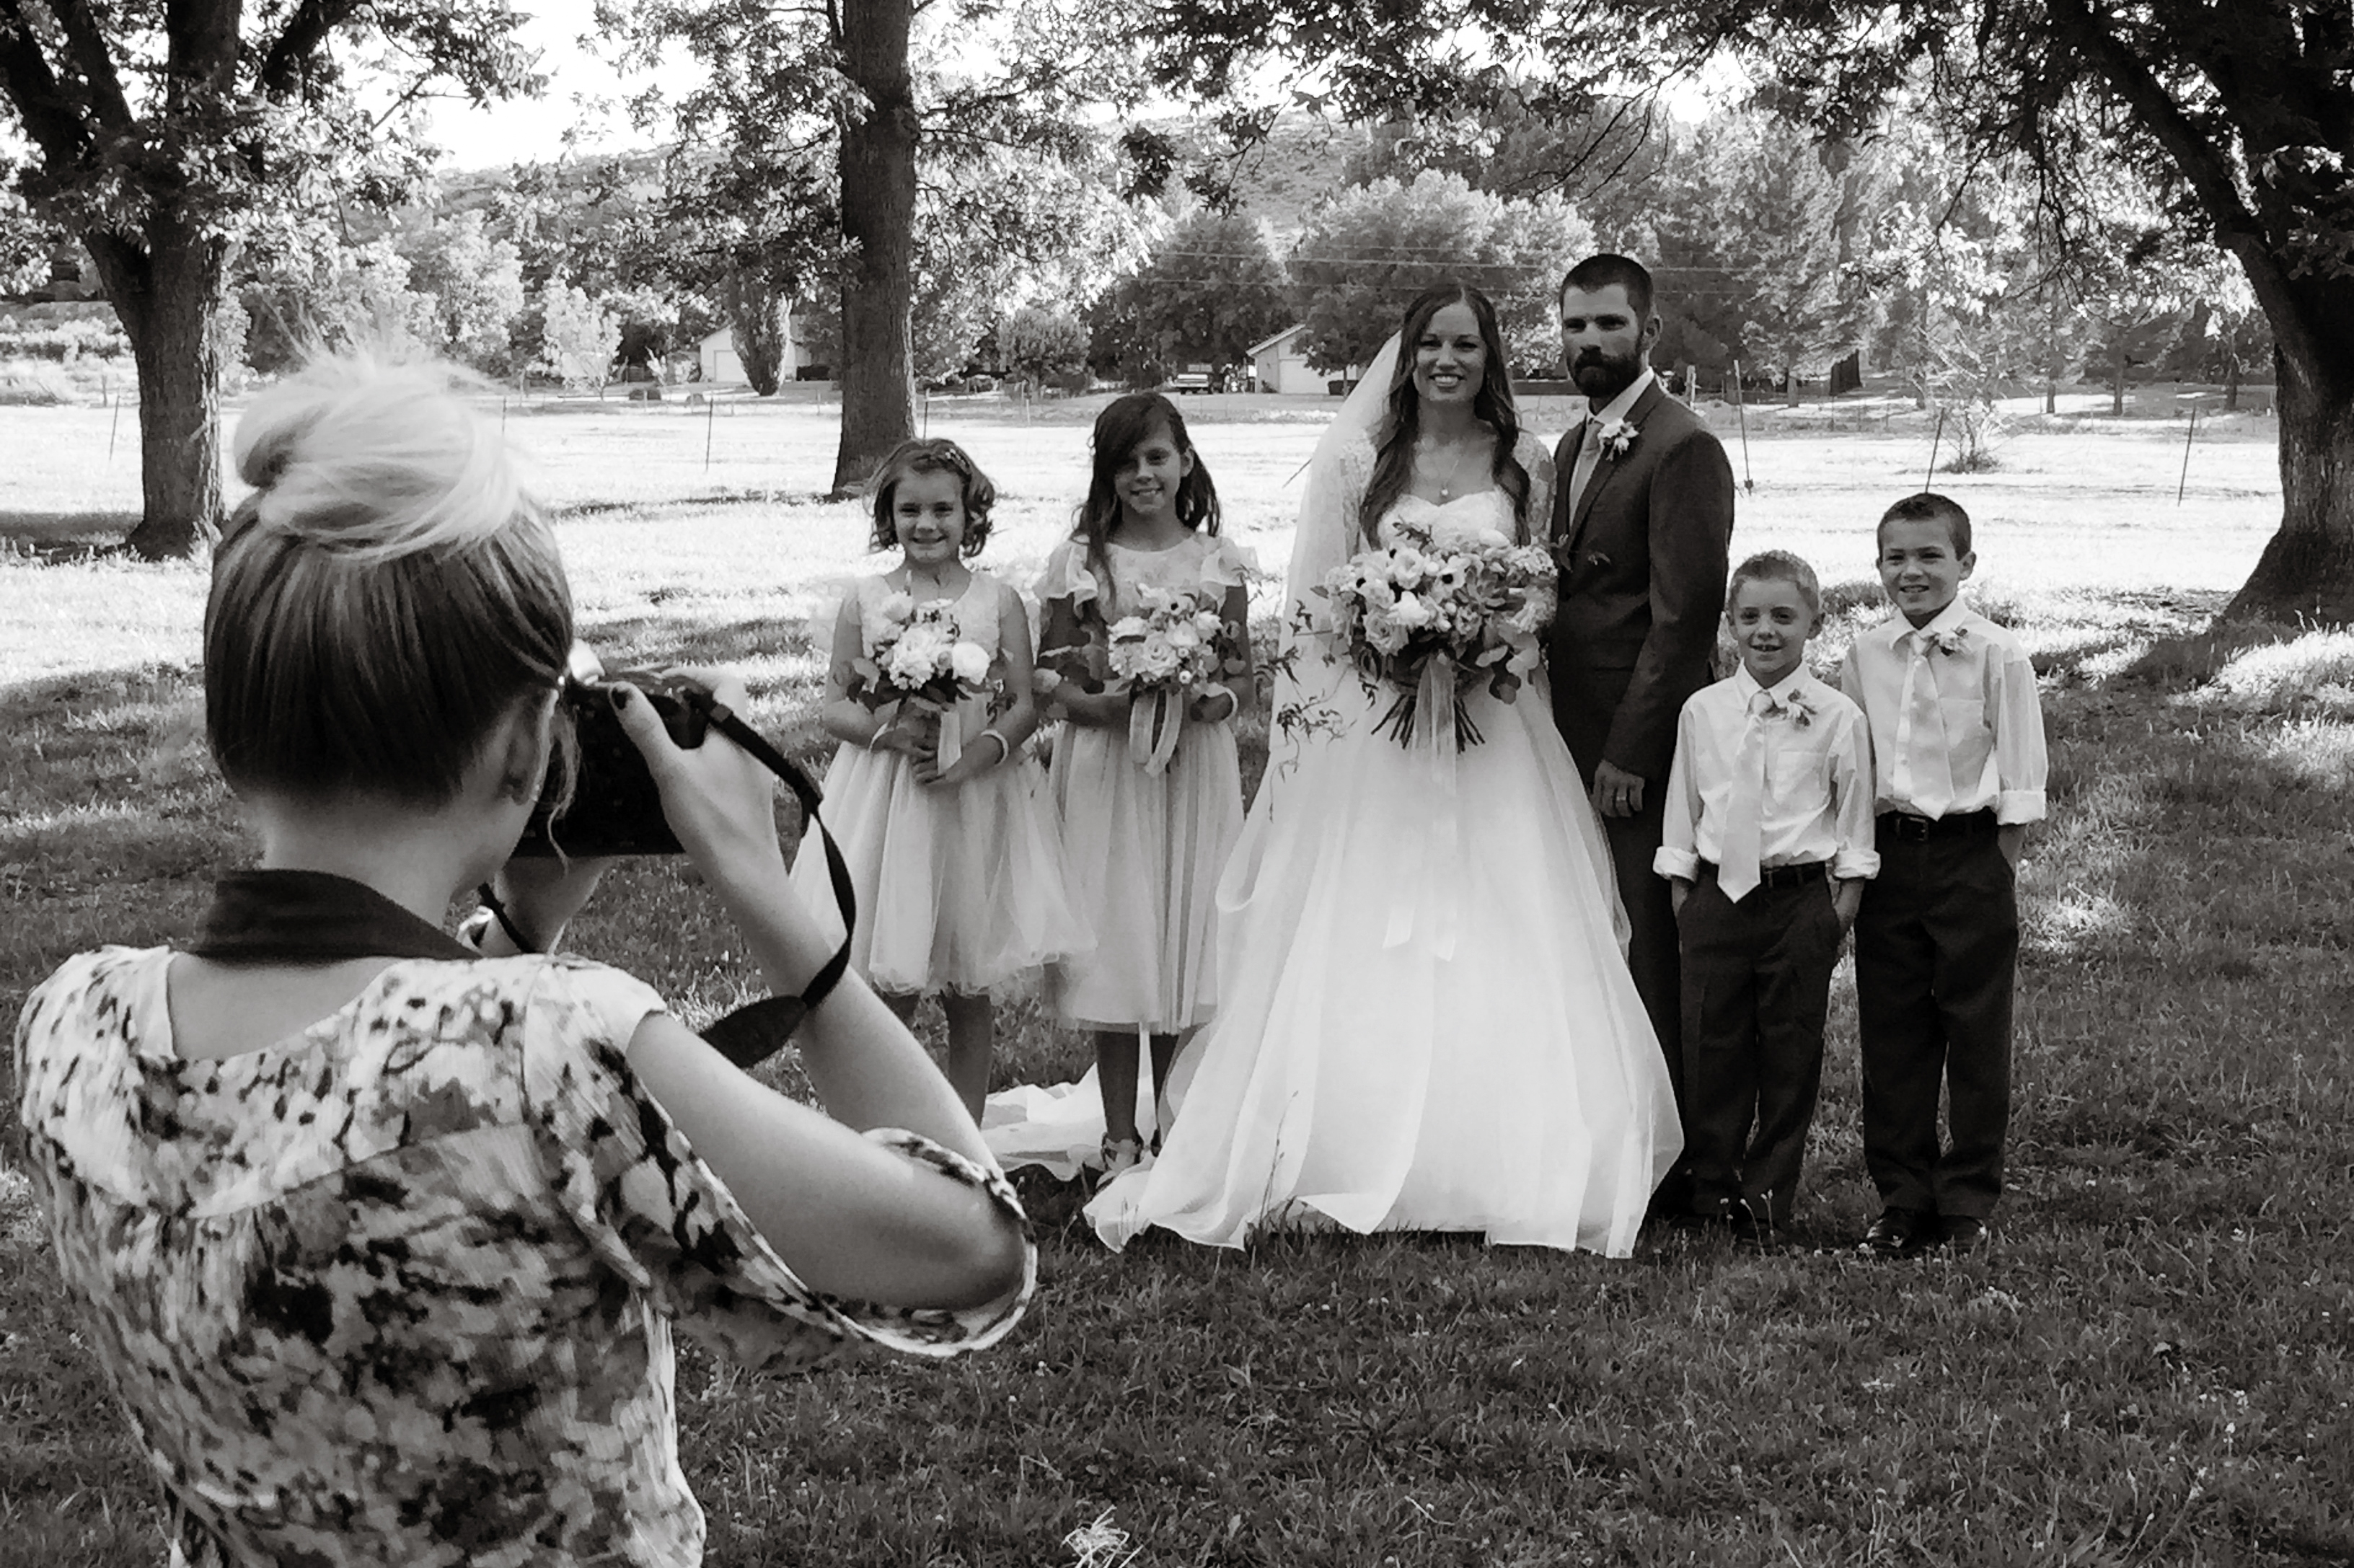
[606,666,783,874]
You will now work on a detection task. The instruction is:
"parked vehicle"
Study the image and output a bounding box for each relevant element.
[1166,364,1213,394]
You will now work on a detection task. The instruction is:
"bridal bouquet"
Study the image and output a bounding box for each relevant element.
[1104,585,1243,772]
[851,596,997,765]
[1318,522,1557,750]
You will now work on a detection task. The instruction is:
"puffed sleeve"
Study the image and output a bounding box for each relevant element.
[1033,540,1099,609]
[1198,535,1257,594]
[521,957,1033,1370]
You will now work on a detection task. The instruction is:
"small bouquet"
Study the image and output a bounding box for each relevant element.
[1104,585,1243,772]
[851,594,997,767]
[1318,521,1556,751]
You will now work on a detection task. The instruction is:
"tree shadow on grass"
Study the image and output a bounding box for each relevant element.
[2010,617,2354,1232]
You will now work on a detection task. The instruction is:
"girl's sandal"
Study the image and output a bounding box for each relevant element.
[1096,1136,1145,1188]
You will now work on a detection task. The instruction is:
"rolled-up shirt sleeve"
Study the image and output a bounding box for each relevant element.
[1989,640,2049,825]
[1653,701,1704,882]
[1829,704,1882,880]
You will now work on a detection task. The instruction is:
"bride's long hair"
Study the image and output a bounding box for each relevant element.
[1359,282,1531,545]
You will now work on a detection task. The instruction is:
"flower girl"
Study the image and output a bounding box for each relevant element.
[1033,395,1252,1177]
[801,437,1083,1119]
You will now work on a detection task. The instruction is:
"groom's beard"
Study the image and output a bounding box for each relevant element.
[1570,346,1644,403]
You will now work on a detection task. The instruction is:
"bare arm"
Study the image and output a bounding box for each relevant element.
[1189,581,1254,722]
[610,674,1024,1310]
[817,593,927,757]
[1040,595,1127,728]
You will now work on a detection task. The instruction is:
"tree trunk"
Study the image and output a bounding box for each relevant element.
[2110,340,2127,417]
[2223,338,2241,413]
[832,0,918,496]
[2228,342,2354,623]
[89,223,226,559]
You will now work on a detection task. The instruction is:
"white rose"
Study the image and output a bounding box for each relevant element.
[878,592,916,622]
[949,640,992,684]
[1389,591,1434,631]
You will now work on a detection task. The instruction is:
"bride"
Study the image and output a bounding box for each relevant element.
[1085,282,1682,1255]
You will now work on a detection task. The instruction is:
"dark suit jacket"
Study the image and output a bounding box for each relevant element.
[1548,379,1736,785]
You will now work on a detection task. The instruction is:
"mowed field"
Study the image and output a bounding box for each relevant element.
[4,391,2353,1567]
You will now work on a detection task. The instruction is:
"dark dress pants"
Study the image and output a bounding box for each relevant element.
[1603,790,1682,1088]
[1853,832,2018,1220]
[1676,870,1842,1224]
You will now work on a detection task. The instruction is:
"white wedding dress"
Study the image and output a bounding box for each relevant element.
[1080,451,1683,1256]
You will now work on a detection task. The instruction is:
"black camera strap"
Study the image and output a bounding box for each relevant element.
[690,700,857,1069]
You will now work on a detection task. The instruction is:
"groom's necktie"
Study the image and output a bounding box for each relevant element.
[1568,419,1603,518]
[1892,634,1955,818]
[1716,691,1771,903]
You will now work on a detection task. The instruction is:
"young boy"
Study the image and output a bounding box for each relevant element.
[1841,493,2047,1257]
[1654,550,1878,1243]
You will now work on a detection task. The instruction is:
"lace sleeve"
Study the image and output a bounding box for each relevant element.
[1517,428,1557,542]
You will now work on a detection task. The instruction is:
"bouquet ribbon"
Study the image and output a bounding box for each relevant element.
[1127,686,1184,776]
[1383,654,1463,961]
[875,693,987,772]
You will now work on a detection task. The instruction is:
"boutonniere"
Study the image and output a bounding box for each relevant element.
[1596,417,1639,459]
[1765,689,1816,729]
[1924,626,1970,656]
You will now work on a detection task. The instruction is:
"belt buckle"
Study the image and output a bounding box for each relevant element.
[1894,814,1933,842]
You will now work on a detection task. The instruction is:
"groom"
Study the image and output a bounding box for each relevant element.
[1548,255,1735,1205]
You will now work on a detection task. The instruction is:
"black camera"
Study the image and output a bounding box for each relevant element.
[513,648,713,858]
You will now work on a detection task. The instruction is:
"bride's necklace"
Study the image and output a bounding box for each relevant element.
[1417,433,1485,501]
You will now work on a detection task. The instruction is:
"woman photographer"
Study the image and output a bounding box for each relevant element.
[13,358,1032,1568]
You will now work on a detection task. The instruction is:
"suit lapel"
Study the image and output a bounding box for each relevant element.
[1564,379,1668,557]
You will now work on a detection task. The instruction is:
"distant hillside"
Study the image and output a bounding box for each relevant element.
[1201,115,1372,236]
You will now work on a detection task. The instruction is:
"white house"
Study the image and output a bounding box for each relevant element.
[697,306,823,385]
[1248,323,1334,395]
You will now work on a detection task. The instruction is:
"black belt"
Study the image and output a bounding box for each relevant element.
[1877,809,1997,842]
[1700,859,1830,889]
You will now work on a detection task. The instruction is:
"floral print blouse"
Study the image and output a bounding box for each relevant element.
[14,946,1034,1567]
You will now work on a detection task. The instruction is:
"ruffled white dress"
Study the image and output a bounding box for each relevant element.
[1085,441,1683,1256]
[1035,533,1251,1034]
[790,571,1085,997]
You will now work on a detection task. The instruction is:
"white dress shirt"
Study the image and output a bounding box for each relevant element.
[1567,367,1657,516]
[1838,600,2048,824]
[1655,666,1881,884]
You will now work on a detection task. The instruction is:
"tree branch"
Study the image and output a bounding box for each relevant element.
[45,0,136,132]
[0,1,100,166]
[2041,0,2319,369]
[259,0,368,99]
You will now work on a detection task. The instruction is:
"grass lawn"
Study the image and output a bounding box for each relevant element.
[4,399,2351,1566]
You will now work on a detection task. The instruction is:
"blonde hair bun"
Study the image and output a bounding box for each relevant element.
[234,357,534,562]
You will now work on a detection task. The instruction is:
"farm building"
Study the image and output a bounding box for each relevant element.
[1248,324,1332,395]
[697,308,825,386]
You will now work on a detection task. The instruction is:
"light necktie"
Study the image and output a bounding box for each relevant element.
[1716,691,1770,902]
[1893,636,1954,818]
[1568,419,1603,516]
